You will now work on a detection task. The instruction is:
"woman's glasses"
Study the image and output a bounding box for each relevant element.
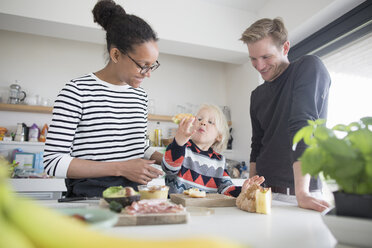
[126,54,160,75]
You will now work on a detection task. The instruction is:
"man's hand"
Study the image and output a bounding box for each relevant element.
[242,175,265,192]
[293,161,330,212]
[296,192,330,212]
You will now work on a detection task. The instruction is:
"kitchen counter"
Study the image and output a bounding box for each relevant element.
[102,200,337,248]
[10,178,246,199]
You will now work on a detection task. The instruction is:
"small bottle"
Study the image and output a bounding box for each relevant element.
[14,123,25,142]
[241,161,249,179]
[154,122,162,147]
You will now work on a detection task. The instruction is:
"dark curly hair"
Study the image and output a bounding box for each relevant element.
[92,0,158,54]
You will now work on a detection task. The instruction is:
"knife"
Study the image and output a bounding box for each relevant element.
[58,197,101,203]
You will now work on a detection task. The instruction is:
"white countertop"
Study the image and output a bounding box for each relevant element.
[101,201,337,248]
[38,199,337,248]
[9,178,246,192]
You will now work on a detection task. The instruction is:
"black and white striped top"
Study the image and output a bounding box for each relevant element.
[43,73,154,178]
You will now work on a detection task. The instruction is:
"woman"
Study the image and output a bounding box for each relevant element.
[43,0,163,197]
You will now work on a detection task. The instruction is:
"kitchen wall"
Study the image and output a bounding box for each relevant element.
[0,0,365,165]
[0,29,253,161]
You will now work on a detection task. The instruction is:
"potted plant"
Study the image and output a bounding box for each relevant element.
[293,117,372,219]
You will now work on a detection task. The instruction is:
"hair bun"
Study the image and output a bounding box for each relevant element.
[92,0,126,30]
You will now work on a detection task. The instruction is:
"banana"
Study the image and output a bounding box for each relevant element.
[0,166,242,248]
[0,209,36,248]
[0,167,35,248]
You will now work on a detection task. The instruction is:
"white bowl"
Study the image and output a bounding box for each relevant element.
[321,207,372,247]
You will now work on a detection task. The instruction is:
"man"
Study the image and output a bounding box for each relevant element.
[241,18,331,212]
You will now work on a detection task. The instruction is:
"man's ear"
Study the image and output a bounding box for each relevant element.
[110,48,121,63]
[283,40,290,56]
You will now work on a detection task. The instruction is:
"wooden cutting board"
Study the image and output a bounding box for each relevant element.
[170,193,236,207]
[99,199,188,226]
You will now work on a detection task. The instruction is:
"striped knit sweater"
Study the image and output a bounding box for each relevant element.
[43,73,154,180]
[162,139,241,197]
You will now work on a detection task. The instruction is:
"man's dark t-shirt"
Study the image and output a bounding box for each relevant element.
[249,55,331,191]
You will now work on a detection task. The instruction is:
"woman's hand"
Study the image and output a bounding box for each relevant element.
[174,116,197,146]
[242,175,265,192]
[116,158,164,185]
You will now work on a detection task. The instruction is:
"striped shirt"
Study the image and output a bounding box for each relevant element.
[43,73,154,178]
[162,139,242,197]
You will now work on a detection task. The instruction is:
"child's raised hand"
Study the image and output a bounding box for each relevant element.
[242,175,265,192]
[174,116,197,146]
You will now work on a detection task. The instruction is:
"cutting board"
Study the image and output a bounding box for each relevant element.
[99,199,188,226]
[170,193,236,207]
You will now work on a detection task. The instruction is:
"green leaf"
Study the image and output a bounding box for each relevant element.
[293,126,307,147]
[307,119,316,126]
[347,122,361,131]
[365,159,372,178]
[300,147,325,176]
[314,126,333,141]
[298,117,372,195]
[355,182,371,195]
[332,124,348,132]
[360,116,372,126]
[333,159,364,179]
[293,125,314,149]
[347,129,372,156]
[314,119,326,125]
[317,137,357,159]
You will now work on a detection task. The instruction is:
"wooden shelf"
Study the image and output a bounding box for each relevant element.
[0,103,174,122]
[148,114,172,122]
[0,103,53,114]
[0,103,232,125]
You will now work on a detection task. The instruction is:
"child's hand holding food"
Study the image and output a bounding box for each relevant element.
[174,115,196,146]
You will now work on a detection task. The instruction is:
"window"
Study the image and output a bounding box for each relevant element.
[289,1,372,127]
[321,32,372,127]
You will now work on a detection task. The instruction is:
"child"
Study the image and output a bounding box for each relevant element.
[162,104,264,197]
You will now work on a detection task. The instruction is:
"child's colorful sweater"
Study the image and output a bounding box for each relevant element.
[161,139,241,197]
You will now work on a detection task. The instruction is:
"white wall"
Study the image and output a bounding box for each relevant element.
[224,61,260,162]
[0,0,255,63]
[0,30,230,143]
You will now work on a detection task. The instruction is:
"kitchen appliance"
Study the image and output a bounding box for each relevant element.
[8,83,26,104]
[14,123,28,142]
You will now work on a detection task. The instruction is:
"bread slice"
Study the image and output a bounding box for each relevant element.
[172,113,194,124]
[187,188,206,198]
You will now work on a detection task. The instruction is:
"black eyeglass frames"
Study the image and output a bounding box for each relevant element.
[126,54,160,74]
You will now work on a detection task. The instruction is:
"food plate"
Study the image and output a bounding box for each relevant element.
[321,207,372,247]
[57,208,118,229]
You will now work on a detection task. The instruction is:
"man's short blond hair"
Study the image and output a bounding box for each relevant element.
[240,18,288,48]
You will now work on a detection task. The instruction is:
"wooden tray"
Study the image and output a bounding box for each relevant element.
[99,199,188,226]
[170,193,236,207]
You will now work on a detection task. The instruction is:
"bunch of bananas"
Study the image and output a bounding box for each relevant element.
[0,158,243,248]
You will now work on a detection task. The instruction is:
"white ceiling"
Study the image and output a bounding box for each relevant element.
[198,0,268,12]
[0,0,365,64]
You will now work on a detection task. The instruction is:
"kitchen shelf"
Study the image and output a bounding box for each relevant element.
[0,103,232,125]
[0,141,45,147]
[148,114,173,122]
[0,103,174,122]
[0,103,52,114]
